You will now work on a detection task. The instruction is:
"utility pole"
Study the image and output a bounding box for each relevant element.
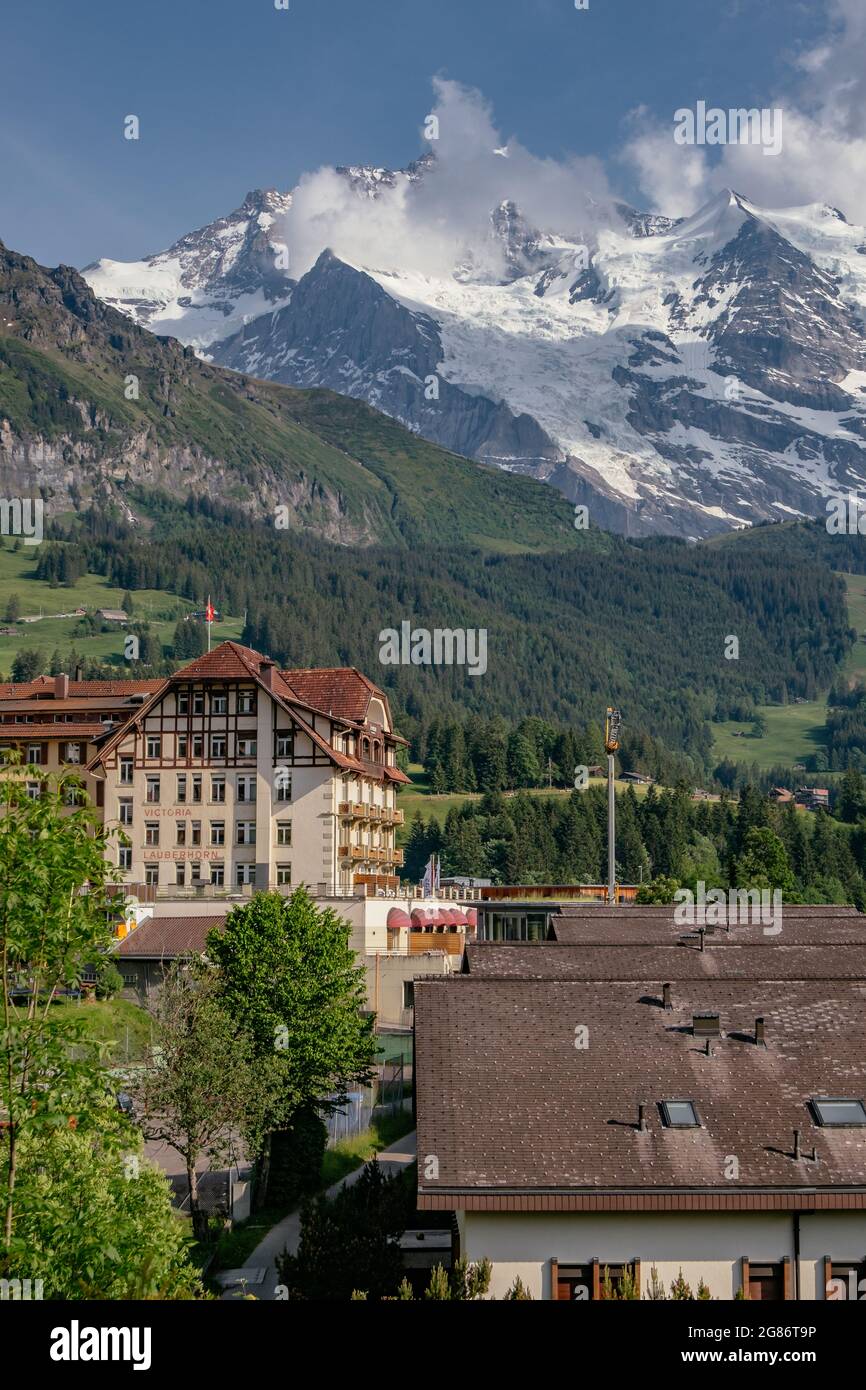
[605,707,622,904]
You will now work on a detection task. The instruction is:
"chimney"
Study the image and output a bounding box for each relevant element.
[638,1103,648,1132]
[55,673,69,700]
[662,982,672,1011]
[705,1039,713,1058]
[755,1016,766,1047]
[793,1129,802,1161]
[259,658,276,692]
[698,928,705,952]
[74,664,83,683]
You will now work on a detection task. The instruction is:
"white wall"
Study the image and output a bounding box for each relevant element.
[459,1210,866,1300]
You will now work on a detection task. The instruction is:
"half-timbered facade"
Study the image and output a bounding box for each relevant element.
[0,642,409,895]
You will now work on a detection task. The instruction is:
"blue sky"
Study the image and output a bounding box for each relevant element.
[0,0,831,267]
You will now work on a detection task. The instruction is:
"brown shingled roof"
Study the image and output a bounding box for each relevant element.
[463,941,866,981]
[549,916,866,946]
[280,667,385,723]
[116,915,226,957]
[414,974,866,1202]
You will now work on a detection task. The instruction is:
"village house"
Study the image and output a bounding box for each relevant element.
[415,904,866,1300]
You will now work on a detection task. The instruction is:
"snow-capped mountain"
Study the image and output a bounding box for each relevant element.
[83,176,866,537]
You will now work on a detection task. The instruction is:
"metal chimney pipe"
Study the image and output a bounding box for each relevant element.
[638,1103,647,1131]
[662,983,672,1010]
[755,1017,766,1046]
[793,1129,802,1160]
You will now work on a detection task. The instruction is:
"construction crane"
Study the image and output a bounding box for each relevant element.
[605,707,622,902]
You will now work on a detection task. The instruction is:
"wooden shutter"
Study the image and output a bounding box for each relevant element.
[591,1257,600,1301]
[823,1256,832,1300]
[741,1257,750,1299]
[634,1258,641,1298]
[782,1257,793,1300]
[550,1258,559,1301]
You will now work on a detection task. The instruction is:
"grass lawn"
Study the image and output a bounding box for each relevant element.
[319,1109,415,1189]
[398,763,650,835]
[56,995,153,1063]
[711,701,829,772]
[0,542,244,673]
[840,571,866,685]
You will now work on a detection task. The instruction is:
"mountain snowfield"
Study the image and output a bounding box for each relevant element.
[83,171,866,537]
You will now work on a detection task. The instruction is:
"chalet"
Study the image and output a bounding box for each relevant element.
[795,787,830,812]
[415,905,866,1300]
[97,609,129,623]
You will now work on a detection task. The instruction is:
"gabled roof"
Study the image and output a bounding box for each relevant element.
[172,641,267,682]
[116,915,226,957]
[280,667,389,724]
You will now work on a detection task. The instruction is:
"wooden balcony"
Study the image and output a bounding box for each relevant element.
[392,848,405,866]
[368,806,382,822]
[339,845,367,862]
[338,801,367,819]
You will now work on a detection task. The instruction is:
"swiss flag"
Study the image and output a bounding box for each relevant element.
[205,599,215,624]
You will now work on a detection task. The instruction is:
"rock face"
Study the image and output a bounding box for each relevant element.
[85,178,866,537]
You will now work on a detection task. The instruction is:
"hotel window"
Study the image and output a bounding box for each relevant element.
[237,775,256,803]
[119,846,132,871]
[191,775,202,803]
[177,689,189,715]
[211,863,225,887]
[211,774,226,802]
[238,689,256,714]
[145,865,159,888]
[176,822,187,846]
[276,773,292,803]
[145,822,159,847]
[402,980,415,1009]
[177,734,189,758]
[236,863,256,886]
[177,774,187,802]
[62,742,82,765]
[120,757,134,785]
[27,744,43,764]
[176,863,186,887]
[146,736,161,759]
[63,783,85,807]
[192,734,204,758]
[193,691,204,715]
[237,737,257,758]
[276,732,294,758]
[145,776,161,803]
[211,734,227,759]
[276,864,292,885]
[118,798,133,827]
[190,862,202,884]
[211,821,225,846]
[276,821,292,847]
[26,781,40,802]
[237,821,256,845]
[211,690,227,715]
[190,820,202,847]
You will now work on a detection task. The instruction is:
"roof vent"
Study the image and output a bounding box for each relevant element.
[692,1012,720,1039]
[755,1017,766,1047]
[662,982,672,1011]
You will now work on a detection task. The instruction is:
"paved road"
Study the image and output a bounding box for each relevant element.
[217,1130,417,1300]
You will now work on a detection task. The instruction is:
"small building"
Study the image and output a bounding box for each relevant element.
[97,609,129,623]
[415,906,866,1300]
[795,787,830,811]
[770,787,795,804]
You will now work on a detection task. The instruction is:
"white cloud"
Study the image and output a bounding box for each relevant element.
[622,0,866,222]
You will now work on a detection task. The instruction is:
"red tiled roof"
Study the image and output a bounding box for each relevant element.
[172,641,266,682]
[280,667,384,722]
[0,723,107,739]
[0,679,163,700]
[549,915,866,947]
[116,915,226,957]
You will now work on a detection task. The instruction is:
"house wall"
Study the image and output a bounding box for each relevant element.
[459,1210,866,1300]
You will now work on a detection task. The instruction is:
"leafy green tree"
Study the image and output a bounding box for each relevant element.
[0,764,200,1297]
[635,875,680,904]
[10,648,45,683]
[4,593,21,623]
[735,827,795,893]
[206,890,374,1199]
[132,960,272,1240]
